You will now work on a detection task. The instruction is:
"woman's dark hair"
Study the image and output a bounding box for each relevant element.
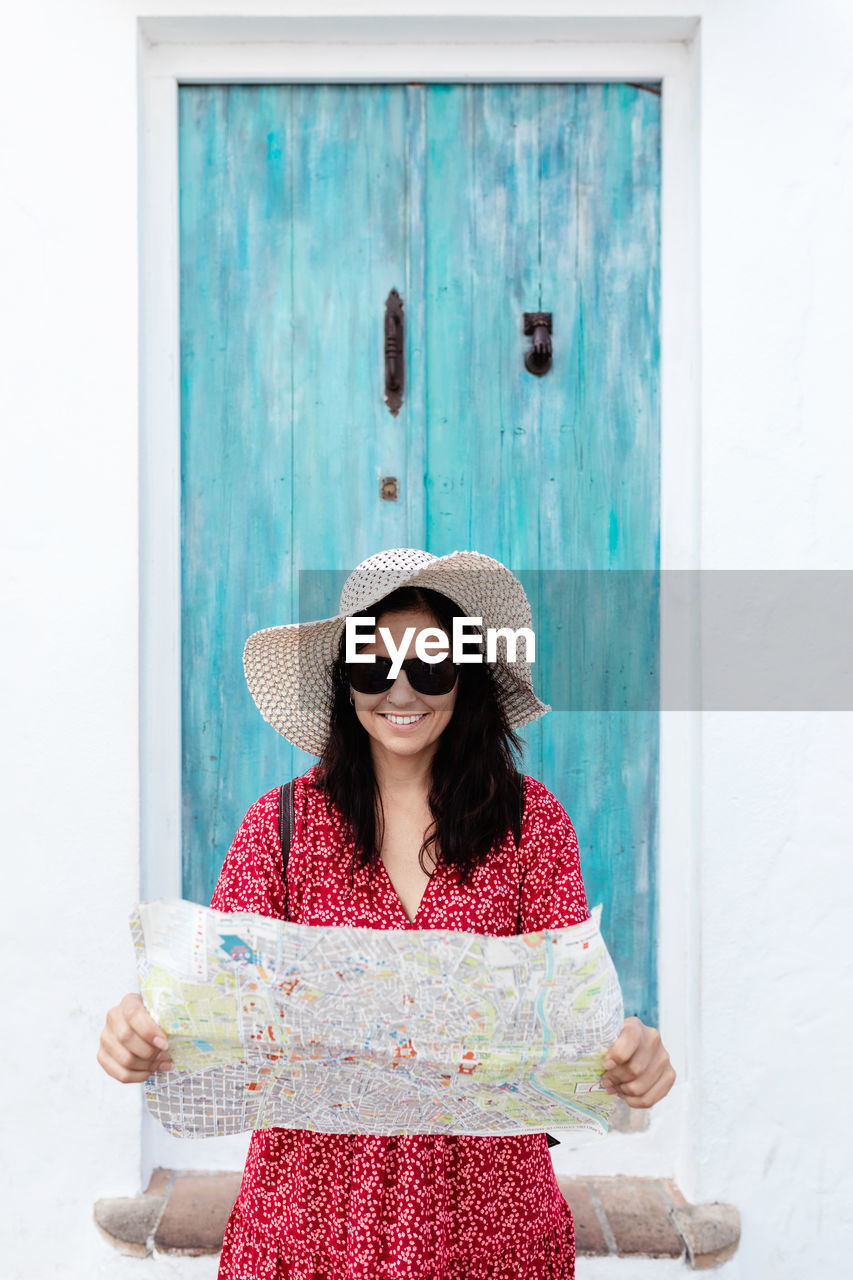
[315,585,524,883]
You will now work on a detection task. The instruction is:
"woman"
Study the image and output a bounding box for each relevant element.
[99,548,675,1279]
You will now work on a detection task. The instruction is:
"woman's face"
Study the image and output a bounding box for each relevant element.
[350,608,458,769]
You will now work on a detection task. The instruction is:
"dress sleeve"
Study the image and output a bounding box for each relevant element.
[209,788,288,920]
[518,777,590,932]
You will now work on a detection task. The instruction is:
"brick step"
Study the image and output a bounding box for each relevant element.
[94,1170,739,1269]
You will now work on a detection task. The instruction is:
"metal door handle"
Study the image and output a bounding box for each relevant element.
[523,312,552,376]
[384,289,404,415]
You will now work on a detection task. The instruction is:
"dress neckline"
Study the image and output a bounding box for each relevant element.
[376,854,437,927]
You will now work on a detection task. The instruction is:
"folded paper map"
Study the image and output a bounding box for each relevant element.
[132,899,624,1139]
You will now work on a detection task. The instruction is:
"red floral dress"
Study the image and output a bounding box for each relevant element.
[211,767,590,1280]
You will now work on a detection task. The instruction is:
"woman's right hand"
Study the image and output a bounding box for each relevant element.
[97,993,173,1082]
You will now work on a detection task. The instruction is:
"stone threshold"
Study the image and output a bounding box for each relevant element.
[95,1170,739,1269]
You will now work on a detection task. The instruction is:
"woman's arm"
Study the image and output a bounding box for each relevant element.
[97,788,285,1085]
[601,1016,676,1108]
[518,779,676,1109]
[97,992,172,1082]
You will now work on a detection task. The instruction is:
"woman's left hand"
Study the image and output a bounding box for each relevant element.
[600,1016,676,1108]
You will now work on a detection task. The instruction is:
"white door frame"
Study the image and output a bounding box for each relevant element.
[138,13,701,1191]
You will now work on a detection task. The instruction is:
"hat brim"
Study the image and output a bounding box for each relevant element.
[243,551,551,756]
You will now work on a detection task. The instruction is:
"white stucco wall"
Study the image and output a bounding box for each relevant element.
[2,3,851,1278]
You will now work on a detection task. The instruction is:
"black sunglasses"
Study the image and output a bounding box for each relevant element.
[347,655,459,697]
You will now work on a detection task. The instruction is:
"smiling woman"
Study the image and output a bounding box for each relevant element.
[324,583,528,920]
[344,601,462,921]
[352,606,460,760]
[98,547,675,1280]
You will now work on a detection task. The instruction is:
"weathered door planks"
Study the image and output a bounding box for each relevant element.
[179,82,660,1020]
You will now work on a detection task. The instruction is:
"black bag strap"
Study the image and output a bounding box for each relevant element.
[513,777,525,934]
[278,779,295,921]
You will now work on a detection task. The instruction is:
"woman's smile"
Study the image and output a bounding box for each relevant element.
[351,608,458,767]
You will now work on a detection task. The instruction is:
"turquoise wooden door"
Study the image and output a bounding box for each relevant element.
[179,83,660,1021]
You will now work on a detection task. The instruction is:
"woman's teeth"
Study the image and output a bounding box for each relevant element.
[384,714,426,725]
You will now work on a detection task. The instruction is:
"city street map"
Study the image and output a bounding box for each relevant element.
[131,899,624,1139]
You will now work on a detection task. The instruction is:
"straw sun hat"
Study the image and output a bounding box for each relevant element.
[243,548,551,757]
